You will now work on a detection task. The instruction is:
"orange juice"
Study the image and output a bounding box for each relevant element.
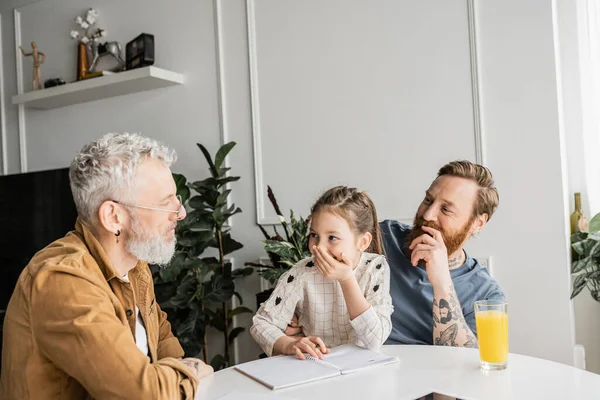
[475,310,509,364]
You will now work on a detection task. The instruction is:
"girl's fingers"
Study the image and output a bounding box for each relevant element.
[297,340,321,359]
[294,346,306,360]
[319,246,341,266]
[312,246,327,266]
[314,260,328,276]
[309,336,328,354]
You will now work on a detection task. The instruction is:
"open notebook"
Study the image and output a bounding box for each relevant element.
[234,344,399,390]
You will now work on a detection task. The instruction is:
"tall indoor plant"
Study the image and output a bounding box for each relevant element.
[245,186,311,307]
[152,142,253,370]
[571,213,600,301]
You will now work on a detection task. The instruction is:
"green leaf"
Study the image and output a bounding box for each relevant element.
[228,306,253,318]
[219,233,244,255]
[233,291,243,305]
[178,230,214,248]
[169,274,199,308]
[188,195,207,210]
[218,167,231,176]
[196,187,221,209]
[216,189,231,208]
[572,242,585,257]
[191,239,216,258]
[232,267,254,278]
[160,251,187,282]
[590,213,600,233]
[203,273,235,304]
[571,231,589,244]
[572,237,600,257]
[186,208,213,223]
[216,176,241,187]
[572,258,589,274]
[228,326,245,345]
[210,354,228,371]
[189,219,214,231]
[264,240,296,260]
[200,256,220,265]
[260,268,288,286]
[215,206,242,228]
[189,177,218,191]
[587,270,600,280]
[181,257,203,272]
[214,141,236,170]
[199,261,223,277]
[197,143,218,178]
[571,273,588,299]
[223,205,242,219]
[173,173,191,205]
[177,308,200,336]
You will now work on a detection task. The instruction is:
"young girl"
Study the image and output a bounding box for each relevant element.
[250,186,393,360]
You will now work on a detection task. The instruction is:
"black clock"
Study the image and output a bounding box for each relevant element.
[125,33,155,70]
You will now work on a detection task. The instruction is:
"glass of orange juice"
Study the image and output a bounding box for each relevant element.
[474,300,508,370]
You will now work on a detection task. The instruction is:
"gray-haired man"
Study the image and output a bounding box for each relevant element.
[1,133,212,400]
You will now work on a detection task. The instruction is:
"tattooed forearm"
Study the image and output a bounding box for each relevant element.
[433,284,478,348]
[435,324,458,346]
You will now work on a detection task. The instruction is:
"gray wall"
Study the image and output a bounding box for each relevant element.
[0,0,578,366]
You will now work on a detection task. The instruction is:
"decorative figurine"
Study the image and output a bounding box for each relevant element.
[20,41,45,91]
[88,34,125,73]
[69,8,123,79]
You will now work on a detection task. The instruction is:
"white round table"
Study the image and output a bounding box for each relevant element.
[195,345,600,399]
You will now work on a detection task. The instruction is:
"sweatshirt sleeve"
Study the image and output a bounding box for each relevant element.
[349,255,393,351]
[250,264,306,356]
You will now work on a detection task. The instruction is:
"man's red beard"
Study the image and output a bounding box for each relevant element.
[406,214,474,261]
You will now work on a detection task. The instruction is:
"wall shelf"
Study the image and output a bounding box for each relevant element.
[12,66,184,109]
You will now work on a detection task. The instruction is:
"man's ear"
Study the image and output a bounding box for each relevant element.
[358,232,373,252]
[97,200,125,235]
[471,213,488,236]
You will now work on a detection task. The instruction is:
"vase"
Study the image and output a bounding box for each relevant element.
[77,42,89,81]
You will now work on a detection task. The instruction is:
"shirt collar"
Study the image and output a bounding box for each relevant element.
[75,218,144,282]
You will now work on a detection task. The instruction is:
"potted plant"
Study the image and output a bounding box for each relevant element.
[244,186,311,308]
[571,213,600,301]
[152,141,253,370]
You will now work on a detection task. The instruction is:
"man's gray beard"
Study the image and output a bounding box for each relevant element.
[126,213,176,266]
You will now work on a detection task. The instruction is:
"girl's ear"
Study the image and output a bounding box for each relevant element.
[358,231,373,252]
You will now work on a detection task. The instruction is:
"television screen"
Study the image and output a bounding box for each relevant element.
[0,167,78,311]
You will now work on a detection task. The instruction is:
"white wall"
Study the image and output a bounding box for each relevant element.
[0,0,579,366]
[558,0,600,374]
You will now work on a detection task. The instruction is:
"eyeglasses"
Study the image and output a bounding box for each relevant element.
[112,195,184,218]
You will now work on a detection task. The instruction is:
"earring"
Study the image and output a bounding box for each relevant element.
[115,229,121,244]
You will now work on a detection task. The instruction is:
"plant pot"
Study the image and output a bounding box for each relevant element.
[256,288,274,310]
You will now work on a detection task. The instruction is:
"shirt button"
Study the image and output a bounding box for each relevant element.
[126,309,133,317]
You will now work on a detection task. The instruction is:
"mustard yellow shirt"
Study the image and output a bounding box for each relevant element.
[0,219,197,399]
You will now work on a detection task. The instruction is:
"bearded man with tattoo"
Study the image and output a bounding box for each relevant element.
[381,160,504,348]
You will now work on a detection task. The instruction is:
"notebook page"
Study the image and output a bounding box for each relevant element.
[234,354,341,390]
[322,344,399,374]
